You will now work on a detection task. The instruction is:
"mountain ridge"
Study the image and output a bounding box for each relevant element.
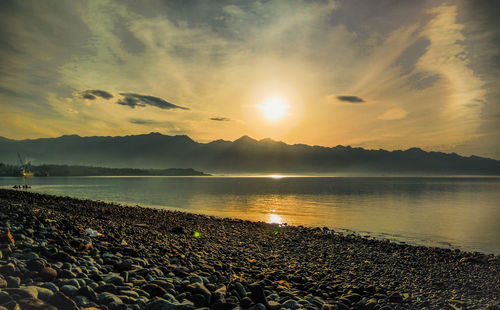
[0,132,499,175]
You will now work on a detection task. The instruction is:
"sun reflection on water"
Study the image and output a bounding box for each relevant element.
[269,174,285,179]
[267,213,283,224]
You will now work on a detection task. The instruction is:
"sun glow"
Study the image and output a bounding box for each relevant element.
[258,97,289,121]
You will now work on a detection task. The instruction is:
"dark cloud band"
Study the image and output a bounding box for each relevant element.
[210,117,230,121]
[81,89,113,100]
[337,95,364,103]
[118,93,189,110]
[129,118,162,125]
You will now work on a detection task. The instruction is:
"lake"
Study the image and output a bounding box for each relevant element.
[1,176,499,254]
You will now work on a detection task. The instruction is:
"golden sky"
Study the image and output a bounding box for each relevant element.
[0,0,499,159]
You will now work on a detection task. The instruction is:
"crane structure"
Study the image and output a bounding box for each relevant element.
[17,152,34,180]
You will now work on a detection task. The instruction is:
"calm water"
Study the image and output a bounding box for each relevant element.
[1,176,499,254]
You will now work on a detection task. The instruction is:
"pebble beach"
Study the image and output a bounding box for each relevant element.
[0,189,498,310]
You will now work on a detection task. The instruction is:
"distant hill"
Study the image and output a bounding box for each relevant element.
[0,163,208,177]
[0,132,499,175]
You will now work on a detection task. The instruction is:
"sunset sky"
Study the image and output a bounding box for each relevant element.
[1,0,499,159]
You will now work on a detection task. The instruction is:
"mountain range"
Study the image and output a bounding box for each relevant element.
[0,132,499,175]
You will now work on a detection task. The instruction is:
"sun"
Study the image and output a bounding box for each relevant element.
[258,97,289,121]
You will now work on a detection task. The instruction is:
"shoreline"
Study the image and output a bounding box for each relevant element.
[4,184,498,256]
[0,189,498,309]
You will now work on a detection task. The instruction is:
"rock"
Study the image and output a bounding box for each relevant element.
[98,292,123,305]
[105,275,125,286]
[39,267,57,281]
[388,292,403,303]
[235,282,247,298]
[26,259,45,272]
[282,299,300,310]
[0,231,14,244]
[116,259,133,271]
[18,297,57,310]
[142,283,168,298]
[186,283,211,305]
[60,285,78,297]
[145,299,179,310]
[51,252,76,264]
[34,287,54,301]
[40,283,58,293]
[0,264,16,276]
[172,267,189,277]
[187,293,206,307]
[248,283,268,306]
[48,292,79,310]
[6,276,20,288]
[57,269,76,279]
[95,283,118,294]
[108,301,128,310]
[342,293,362,303]
[171,227,185,234]
[241,297,253,308]
[4,286,39,299]
[267,300,282,310]
[253,303,266,310]
[120,290,139,298]
[77,286,97,301]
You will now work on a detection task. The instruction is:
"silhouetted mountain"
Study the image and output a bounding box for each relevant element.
[0,132,499,175]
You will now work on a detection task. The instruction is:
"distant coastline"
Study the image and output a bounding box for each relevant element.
[0,163,209,177]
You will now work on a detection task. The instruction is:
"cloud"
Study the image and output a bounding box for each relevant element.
[129,118,163,125]
[80,89,113,100]
[337,95,365,103]
[117,93,189,110]
[210,117,230,121]
[378,108,408,120]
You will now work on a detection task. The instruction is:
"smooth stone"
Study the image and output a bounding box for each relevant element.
[73,295,90,307]
[4,286,39,299]
[77,286,97,301]
[248,283,268,307]
[145,299,179,310]
[235,282,247,298]
[98,292,123,305]
[0,264,16,276]
[41,282,59,293]
[96,283,118,294]
[34,286,54,301]
[186,283,211,304]
[388,293,403,303]
[105,275,125,286]
[39,267,57,281]
[120,290,140,298]
[49,292,79,310]
[17,297,57,310]
[57,269,76,279]
[283,299,301,310]
[142,283,168,298]
[60,278,80,289]
[6,276,20,288]
[109,301,128,310]
[26,259,45,272]
[60,285,78,297]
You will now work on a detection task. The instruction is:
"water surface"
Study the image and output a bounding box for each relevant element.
[1,176,499,254]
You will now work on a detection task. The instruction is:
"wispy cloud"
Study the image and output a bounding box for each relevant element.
[117,93,189,110]
[210,117,231,121]
[336,95,365,103]
[129,118,163,125]
[80,89,113,100]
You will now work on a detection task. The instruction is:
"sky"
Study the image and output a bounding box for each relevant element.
[0,0,499,159]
